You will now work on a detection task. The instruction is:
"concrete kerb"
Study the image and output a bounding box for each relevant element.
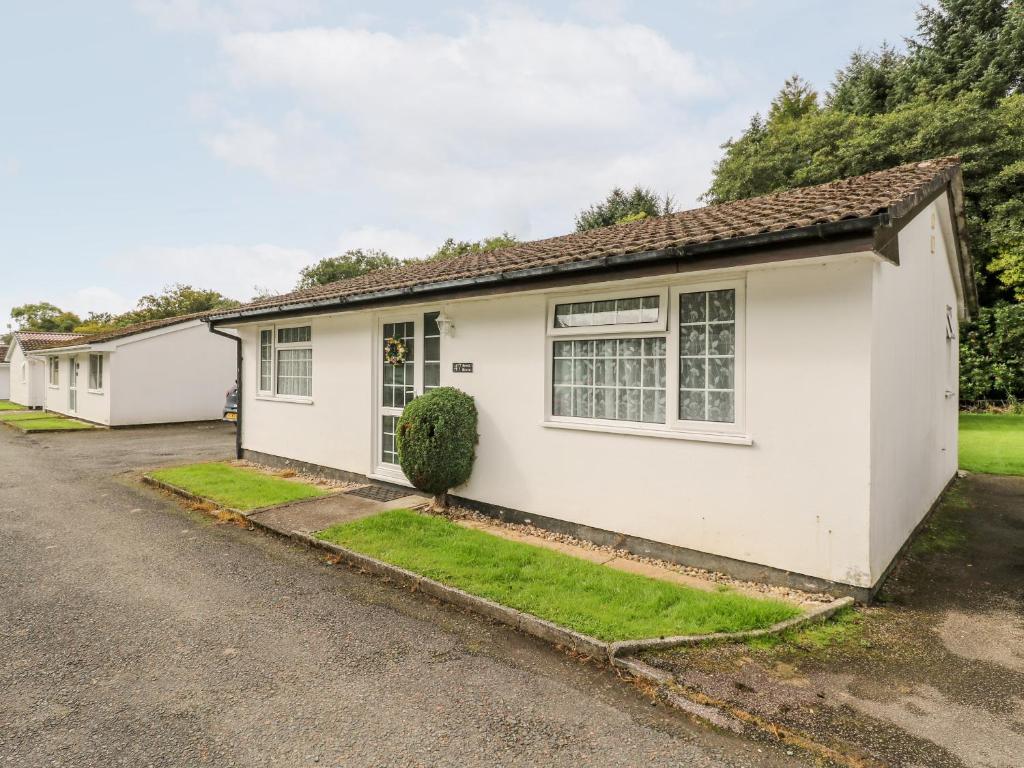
[608,596,855,657]
[1,420,101,434]
[290,530,611,658]
[289,528,855,662]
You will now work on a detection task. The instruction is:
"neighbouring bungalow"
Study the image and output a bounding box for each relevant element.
[0,344,9,401]
[31,312,237,427]
[5,331,85,408]
[207,158,975,600]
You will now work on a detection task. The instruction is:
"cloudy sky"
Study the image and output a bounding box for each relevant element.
[1,0,922,328]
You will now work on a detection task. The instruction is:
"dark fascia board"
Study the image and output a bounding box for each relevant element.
[209,215,885,326]
[946,169,978,316]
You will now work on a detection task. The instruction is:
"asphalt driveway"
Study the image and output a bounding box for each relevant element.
[0,424,807,767]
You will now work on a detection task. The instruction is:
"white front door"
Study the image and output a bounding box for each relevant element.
[68,357,78,413]
[374,311,443,480]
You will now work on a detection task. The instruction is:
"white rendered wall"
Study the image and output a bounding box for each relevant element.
[0,364,9,400]
[8,345,45,408]
[238,257,878,587]
[240,311,375,475]
[868,200,961,581]
[108,321,236,426]
[44,353,113,425]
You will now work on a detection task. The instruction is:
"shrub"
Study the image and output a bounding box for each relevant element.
[959,303,1024,403]
[397,387,479,508]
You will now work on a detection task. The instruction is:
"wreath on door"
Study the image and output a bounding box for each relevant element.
[384,336,407,366]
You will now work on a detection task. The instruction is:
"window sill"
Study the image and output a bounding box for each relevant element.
[48,385,59,390]
[540,420,753,445]
[254,394,314,405]
[87,389,104,395]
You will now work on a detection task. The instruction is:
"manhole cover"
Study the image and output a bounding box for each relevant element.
[346,484,410,502]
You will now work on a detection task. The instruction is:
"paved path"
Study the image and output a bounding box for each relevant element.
[0,425,807,767]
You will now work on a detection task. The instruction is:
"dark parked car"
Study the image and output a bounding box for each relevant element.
[223,383,238,423]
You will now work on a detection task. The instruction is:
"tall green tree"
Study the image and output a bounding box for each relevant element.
[575,187,675,231]
[705,1,1024,305]
[705,0,1024,400]
[73,311,118,335]
[427,233,520,261]
[118,284,240,325]
[826,44,908,115]
[296,249,401,289]
[767,75,819,123]
[10,302,81,332]
[907,0,1024,104]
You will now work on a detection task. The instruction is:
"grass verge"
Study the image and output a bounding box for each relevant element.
[959,413,1024,476]
[148,462,328,511]
[0,410,58,422]
[0,411,94,430]
[316,509,800,642]
[15,417,94,431]
[0,400,26,411]
[743,607,864,653]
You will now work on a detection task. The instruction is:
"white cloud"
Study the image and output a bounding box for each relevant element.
[205,111,350,186]
[61,287,135,318]
[111,243,317,301]
[205,10,729,237]
[108,230,436,303]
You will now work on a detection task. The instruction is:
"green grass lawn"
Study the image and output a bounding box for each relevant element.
[0,410,57,421]
[0,400,26,411]
[148,462,328,511]
[16,417,94,431]
[959,413,1024,476]
[0,411,94,430]
[317,509,800,642]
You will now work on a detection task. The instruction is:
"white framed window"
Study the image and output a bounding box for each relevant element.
[546,279,745,439]
[423,312,442,392]
[257,324,313,400]
[672,282,744,431]
[48,356,59,387]
[88,354,104,391]
[945,305,956,341]
[547,287,668,336]
[552,337,666,424]
[258,328,273,394]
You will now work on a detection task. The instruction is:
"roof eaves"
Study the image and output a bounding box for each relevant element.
[208,214,884,325]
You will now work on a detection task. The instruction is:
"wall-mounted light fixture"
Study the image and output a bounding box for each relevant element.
[435,310,455,337]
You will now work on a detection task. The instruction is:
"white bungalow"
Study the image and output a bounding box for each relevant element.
[32,313,236,427]
[0,344,9,401]
[5,331,85,408]
[207,158,974,600]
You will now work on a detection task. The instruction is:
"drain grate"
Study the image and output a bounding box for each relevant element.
[346,484,410,502]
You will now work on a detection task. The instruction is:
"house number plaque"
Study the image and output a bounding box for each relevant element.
[452,362,474,373]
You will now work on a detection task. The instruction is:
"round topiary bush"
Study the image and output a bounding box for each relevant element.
[396,387,479,508]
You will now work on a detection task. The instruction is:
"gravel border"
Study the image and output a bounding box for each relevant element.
[437,505,837,606]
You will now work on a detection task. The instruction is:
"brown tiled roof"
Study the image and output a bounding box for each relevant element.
[211,156,964,320]
[13,331,86,352]
[33,311,220,351]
